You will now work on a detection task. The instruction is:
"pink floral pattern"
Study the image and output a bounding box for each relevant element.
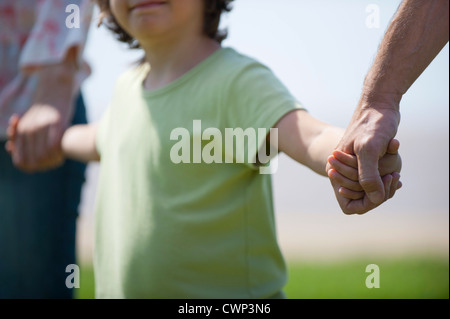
[0,0,93,138]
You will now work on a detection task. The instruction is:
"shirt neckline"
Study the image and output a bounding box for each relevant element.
[139,47,230,98]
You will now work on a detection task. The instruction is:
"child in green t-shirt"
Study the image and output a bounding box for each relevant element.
[6,0,402,298]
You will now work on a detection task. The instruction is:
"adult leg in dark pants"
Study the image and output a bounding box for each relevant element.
[0,94,87,299]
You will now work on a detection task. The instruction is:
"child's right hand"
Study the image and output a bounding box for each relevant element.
[326,139,402,214]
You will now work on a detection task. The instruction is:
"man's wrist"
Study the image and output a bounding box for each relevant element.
[359,87,402,112]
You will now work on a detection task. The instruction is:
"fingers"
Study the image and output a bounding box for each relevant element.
[343,175,391,215]
[332,150,357,168]
[41,124,65,168]
[338,173,402,201]
[328,168,363,192]
[13,116,37,171]
[382,174,393,202]
[340,192,377,215]
[11,120,64,173]
[34,124,49,164]
[328,171,354,213]
[328,163,376,215]
[24,127,37,169]
[330,142,403,206]
[388,172,402,199]
[357,150,385,204]
[7,115,19,140]
[5,141,13,154]
[12,128,25,168]
[334,138,400,204]
[386,138,400,155]
[327,155,358,181]
[6,115,19,154]
[338,187,365,200]
[7,104,69,172]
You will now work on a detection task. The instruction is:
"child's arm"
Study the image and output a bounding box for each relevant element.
[273,109,399,214]
[7,115,100,163]
[273,109,344,176]
[61,124,100,162]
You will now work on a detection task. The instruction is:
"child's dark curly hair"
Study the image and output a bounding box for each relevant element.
[95,0,234,48]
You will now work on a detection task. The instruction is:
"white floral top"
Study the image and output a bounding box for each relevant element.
[0,0,93,139]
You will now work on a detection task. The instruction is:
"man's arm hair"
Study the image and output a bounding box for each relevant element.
[362,0,449,108]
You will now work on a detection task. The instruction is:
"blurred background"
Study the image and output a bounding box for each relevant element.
[76,0,449,298]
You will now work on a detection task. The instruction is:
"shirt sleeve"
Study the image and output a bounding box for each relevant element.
[96,106,111,158]
[223,61,305,169]
[19,0,93,72]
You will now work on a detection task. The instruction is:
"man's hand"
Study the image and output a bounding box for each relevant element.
[334,0,448,204]
[336,101,401,204]
[315,0,448,214]
[327,137,402,215]
[7,50,77,173]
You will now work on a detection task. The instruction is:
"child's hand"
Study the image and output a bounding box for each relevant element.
[329,139,402,199]
[326,139,402,214]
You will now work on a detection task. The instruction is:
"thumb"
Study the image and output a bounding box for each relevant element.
[7,114,19,140]
[357,152,385,204]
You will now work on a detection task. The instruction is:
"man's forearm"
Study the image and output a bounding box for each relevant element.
[362,0,449,108]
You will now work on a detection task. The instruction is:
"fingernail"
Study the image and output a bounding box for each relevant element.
[368,191,384,204]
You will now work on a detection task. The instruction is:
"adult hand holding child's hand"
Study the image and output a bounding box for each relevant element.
[5,57,76,173]
[336,101,401,205]
[327,137,402,215]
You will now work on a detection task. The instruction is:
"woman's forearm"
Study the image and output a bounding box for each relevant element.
[61,124,100,162]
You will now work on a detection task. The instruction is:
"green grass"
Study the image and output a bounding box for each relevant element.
[76,264,95,299]
[76,256,449,299]
[284,257,449,299]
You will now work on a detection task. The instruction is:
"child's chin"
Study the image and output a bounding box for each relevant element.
[132,21,168,38]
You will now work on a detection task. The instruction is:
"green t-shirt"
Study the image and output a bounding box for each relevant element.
[95,47,303,298]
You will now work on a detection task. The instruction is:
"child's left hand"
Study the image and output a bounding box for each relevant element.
[326,138,402,214]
